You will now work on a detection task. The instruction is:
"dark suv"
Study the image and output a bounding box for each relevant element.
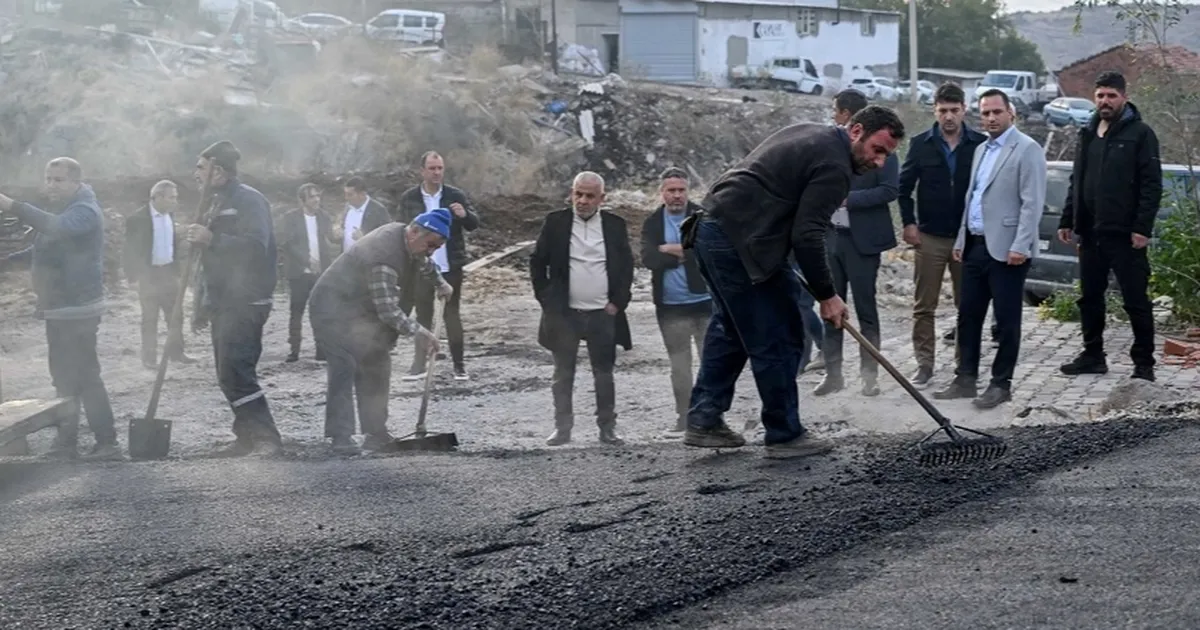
[1024,161,1194,304]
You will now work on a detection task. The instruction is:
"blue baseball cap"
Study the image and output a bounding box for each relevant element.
[413,208,452,239]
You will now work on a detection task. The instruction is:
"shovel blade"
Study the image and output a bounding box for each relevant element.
[387,432,459,453]
[129,417,172,461]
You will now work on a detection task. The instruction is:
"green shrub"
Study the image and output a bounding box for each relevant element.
[1038,282,1129,323]
[1149,204,1200,323]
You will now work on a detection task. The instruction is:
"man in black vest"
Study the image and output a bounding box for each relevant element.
[641,167,710,434]
[279,182,335,362]
[394,151,480,381]
[531,171,634,447]
[1057,71,1161,382]
[123,179,196,369]
[188,140,284,457]
[814,89,899,397]
[309,211,451,454]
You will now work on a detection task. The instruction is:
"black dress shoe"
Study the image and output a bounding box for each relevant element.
[599,426,625,446]
[545,429,571,446]
[933,378,977,400]
[285,352,299,363]
[1060,353,1108,375]
[972,384,1012,409]
[1132,365,1156,382]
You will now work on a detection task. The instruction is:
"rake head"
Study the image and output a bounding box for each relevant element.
[917,425,1008,467]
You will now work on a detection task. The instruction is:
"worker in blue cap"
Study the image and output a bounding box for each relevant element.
[308,208,454,454]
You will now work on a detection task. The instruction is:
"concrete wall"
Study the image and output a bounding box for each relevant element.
[696,5,899,87]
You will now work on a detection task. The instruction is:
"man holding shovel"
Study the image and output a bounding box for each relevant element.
[309,209,452,455]
[0,157,120,460]
[188,140,284,457]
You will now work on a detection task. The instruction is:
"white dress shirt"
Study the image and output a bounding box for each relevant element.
[149,203,174,267]
[967,126,1016,235]
[568,212,609,310]
[343,198,368,251]
[421,185,451,273]
[304,213,320,274]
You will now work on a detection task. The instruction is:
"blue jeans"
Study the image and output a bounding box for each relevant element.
[687,220,807,445]
[796,282,825,371]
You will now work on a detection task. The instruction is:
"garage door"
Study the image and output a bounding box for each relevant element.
[620,13,696,82]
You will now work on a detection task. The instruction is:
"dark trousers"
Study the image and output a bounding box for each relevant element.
[137,266,185,363]
[210,304,280,443]
[288,274,319,355]
[823,228,882,378]
[411,269,466,370]
[315,319,394,438]
[46,317,116,446]
[796,283,825,370]
[656,301,711,419]
[956,236,1030,389]
[688,220,807,446]
[551,309,617,430]
[1078,233,1156,367]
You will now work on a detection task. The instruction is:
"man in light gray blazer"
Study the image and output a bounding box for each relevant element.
[934,89,1047,409]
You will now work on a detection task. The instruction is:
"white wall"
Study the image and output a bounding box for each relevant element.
[696,13,900,87]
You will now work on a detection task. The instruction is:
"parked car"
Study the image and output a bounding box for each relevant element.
[848,77,899,101]
[1024,161,1195,304]
[897,79,936,103]
[286,12,355,41]
[1042,97,1096,127]
[364,9,445,46]
[729,56,826,95]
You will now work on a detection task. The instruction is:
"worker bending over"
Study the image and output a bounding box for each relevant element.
[309,209,452,454]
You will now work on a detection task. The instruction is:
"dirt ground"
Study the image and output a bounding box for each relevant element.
[0,178,932,457]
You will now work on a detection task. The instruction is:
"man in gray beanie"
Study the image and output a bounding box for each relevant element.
[188,140,284,457]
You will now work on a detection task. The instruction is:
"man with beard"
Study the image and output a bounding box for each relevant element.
[935,90,1047,409]
[897,83,989,386]
[682,106,905,459]
[0,157,120,460]
[531,171,634,447]
[1057,71,1162,382]
[640,167,710,434]
[309,211,451,454]
[188,140,284,456]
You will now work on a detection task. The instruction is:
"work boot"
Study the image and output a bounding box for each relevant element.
[285,351,300,363]
[861,376,880,397]
[1132,365,1156,382]
[453,365,470,381]
[545,429,571,446]
[910,366,934,387]
[80,442,123,462]
[805,352,825,373]
[1059,353,1108,376]
[330,435,360,455]
[361,433,395,452]
[684,422,746,449]
[252,438,284,457]
[765,432,835,459]
[599,426,625,446]
[813,373,844,396]
[173,354,197,365]
[402,368,427,382]
[972,384,1012,409]
[933,376,978,400]
[212,438,255,458]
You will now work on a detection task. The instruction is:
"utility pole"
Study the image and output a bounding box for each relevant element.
[550,0,559,74]
[908,0,919,104]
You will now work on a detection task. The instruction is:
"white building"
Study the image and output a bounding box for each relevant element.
[616,0,900,86]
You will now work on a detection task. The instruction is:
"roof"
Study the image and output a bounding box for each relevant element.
[694,0,899,12]
[917,67,987,79]
[1058,43,1200,74]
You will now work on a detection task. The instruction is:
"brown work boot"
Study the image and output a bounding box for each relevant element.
[684,422,746,449]
[765,432,835,459]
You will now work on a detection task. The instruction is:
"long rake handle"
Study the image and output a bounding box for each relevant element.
[415,294,445,436]
[143,172,214,423]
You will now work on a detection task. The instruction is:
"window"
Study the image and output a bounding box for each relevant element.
[403,15,424,27]
[425,17,439,27]
[804,59,818,77]
[371,14,399,28]
[796,9,818,37]
[860,14,875,37]
[773,58,800,69]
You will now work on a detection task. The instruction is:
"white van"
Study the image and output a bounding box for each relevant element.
[200,0,287,32]
[364,9,445,46]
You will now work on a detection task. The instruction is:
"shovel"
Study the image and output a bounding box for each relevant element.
[129,171,215,461]
[389,295,459,452]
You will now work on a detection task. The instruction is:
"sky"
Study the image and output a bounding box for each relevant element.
[1002,0,1078,13]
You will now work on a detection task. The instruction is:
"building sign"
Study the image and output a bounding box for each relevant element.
[753,20,788,40]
